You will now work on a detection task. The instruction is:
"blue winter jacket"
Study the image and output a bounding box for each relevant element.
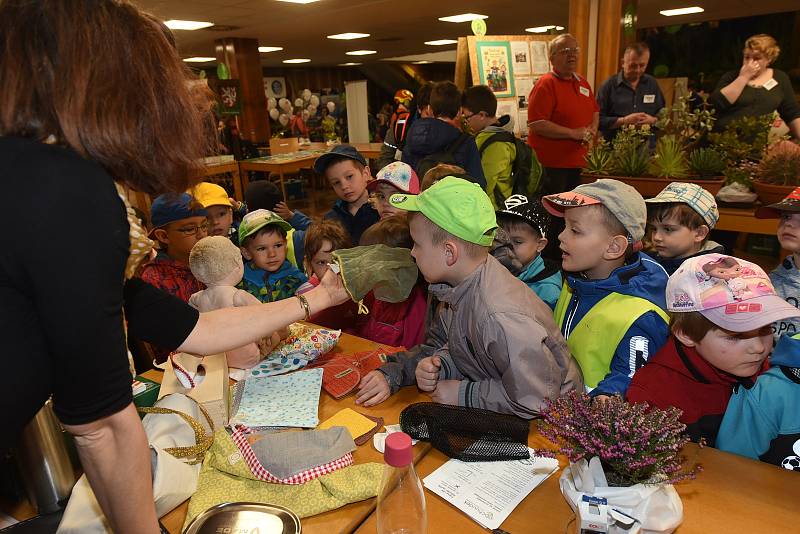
[518,255,562,310]
[324,199,379,245]
[560,252,670,396]
[717,334,800,468]
[401,117,487,188]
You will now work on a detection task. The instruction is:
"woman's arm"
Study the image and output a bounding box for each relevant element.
[178,270,347,354]
[62,404,159,534]
[719,61,760,105]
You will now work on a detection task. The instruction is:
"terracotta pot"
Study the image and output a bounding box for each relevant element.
[580,174,724,198]
[753,182,796,205]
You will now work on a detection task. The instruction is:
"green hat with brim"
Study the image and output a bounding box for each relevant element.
[389,176,497,247]
[238,209,293,243]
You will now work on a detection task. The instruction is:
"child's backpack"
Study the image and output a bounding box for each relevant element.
[478,131,542,207]
[415,133,472,181]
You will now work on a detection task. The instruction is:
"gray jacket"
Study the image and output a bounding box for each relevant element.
[380,255,583,418]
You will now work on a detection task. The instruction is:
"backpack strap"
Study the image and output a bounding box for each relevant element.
[478,131,516,156]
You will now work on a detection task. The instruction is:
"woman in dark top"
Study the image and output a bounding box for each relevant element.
[0,2,347,533]
[709,34,800,138]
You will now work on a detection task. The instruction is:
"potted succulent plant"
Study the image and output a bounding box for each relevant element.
[535,392,701,534]
[751,139,800,204]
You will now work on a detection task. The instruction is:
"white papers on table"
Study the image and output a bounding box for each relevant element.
[423,449,559,530]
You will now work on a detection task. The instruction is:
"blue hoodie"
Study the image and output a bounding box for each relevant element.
[238,259,307,303]
[560,252,670,396]
[717,334,800,468]
[518,255,562,309]
[401,117,487,188]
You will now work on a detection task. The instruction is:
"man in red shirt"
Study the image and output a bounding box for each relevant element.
[527,34,599,196]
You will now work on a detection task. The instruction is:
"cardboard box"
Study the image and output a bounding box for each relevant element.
[158,353,229,431]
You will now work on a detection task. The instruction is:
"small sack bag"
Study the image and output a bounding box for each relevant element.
[559,456,684,534]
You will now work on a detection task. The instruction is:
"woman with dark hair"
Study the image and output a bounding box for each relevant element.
[0,1,347,532]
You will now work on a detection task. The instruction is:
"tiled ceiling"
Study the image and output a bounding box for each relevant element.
[131,0,798,67]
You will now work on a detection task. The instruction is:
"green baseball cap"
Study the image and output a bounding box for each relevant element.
[389,176,497,246]
[238,209,292,243]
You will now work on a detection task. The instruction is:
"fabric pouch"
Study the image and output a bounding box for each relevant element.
[331,245,419,313]
[308,347,404,399]
[264,323,340,361]
[230,424,355,484]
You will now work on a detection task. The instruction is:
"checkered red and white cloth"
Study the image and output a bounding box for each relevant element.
[230,424,353,485]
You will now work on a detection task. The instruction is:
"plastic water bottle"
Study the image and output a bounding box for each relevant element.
[376,432,427,534]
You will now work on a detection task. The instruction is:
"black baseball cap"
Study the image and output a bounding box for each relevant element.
[313,144,367,174]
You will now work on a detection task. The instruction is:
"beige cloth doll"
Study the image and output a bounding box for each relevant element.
[188,236,279,369]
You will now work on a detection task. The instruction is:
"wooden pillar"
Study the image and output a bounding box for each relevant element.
[215,38,270,143]
[568,0,592,80]
[570,0,637,88]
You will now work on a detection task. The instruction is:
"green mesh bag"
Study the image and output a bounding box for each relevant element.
[331,244,419,314]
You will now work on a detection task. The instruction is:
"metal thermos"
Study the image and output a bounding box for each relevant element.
[15,400,77,514]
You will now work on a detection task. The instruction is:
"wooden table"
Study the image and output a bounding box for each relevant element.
[716,206,778,235]
[356,424,799,534]
[350,143,384,160]
[202,160,244,202]
[147,331,431,534]
[239,150,327,201]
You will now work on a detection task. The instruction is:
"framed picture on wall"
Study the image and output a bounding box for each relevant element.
[476,41,515,98]
[264,77,287,99]
[215,79,241,115]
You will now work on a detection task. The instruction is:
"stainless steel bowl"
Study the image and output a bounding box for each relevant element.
[183,502,301,534]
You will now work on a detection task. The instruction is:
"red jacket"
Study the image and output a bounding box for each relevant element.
[349,284,427,349]
[139,252,204,303]
[626,336,764,446]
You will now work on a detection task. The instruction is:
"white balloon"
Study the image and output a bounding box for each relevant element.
[294,97,304,108]
[278,98,290,111]
[310,95,320,107]
[267,97,277,110]
[269,108,279,120]
[278,114,289,127]
[302,110,310,121]
[326,101,336,112]
[302,89,312,102]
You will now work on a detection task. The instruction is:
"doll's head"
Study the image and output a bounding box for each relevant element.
[189,235,244,287]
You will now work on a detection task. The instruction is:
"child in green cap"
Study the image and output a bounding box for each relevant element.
[355,176,583,416]
[238,209,307,302]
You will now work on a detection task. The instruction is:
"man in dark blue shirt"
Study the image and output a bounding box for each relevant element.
[596,42,665,143]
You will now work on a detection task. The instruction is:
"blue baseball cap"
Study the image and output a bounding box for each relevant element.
[313,144,367,174]
[150,193,207,229]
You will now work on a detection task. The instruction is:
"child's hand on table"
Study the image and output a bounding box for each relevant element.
[415,356,441,392]
[429,380,459,405]
[355,370,390,407]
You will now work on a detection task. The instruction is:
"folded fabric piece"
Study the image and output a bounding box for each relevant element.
[400,402,530,462]
[318,408,382,444]
[248,355,309,378]
[231,368,324,428]
[308,347,404,399]
[184,429,382,530]
[332,245,419,313]
[231,424,355,483]
[265,323,340,361]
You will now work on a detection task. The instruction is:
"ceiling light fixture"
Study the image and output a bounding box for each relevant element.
[525,25,564,33]
[424,39,458,46]
[346,50,377,56]
[339,62,363,66]
[165,20,214,30]
[183,57,216,63]
[413,61,433,64]
[328,32,370,40]
[659,6,704,16]
[276,0,319,4]
[258,46,284,53]
[438,13,488,23]
[283,58,311,63]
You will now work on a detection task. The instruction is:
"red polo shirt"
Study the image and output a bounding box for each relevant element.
[527,72,599,169]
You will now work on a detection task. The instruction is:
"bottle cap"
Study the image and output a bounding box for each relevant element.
[384,432,413,467]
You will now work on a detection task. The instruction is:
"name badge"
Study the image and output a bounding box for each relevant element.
[579,86,590,97]
[643,94,656,104]
[763,78,778,91]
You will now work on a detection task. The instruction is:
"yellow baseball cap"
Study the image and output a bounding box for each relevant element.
[191,182,233,208]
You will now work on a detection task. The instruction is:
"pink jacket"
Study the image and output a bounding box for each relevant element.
[350,284,427,349]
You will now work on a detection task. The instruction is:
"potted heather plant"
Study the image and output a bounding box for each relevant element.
[752,139,800,204]
[535,392,700,533]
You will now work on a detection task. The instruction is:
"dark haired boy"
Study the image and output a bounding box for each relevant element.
[401,81,486,187]
[645,182,724,275]
[542,179,670,398]
[627,254,799,446]
[313,145,379,244]
[238,209,307,302]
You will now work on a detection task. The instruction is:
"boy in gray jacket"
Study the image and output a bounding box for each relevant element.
[354,176,583,418]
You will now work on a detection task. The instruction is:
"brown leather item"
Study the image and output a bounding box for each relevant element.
[353,413,384,446]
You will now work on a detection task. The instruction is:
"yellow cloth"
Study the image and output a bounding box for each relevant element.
[318,408,376,441]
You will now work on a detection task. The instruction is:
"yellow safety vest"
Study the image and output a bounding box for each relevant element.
[286,229,298,268]
[554,282,669,388]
